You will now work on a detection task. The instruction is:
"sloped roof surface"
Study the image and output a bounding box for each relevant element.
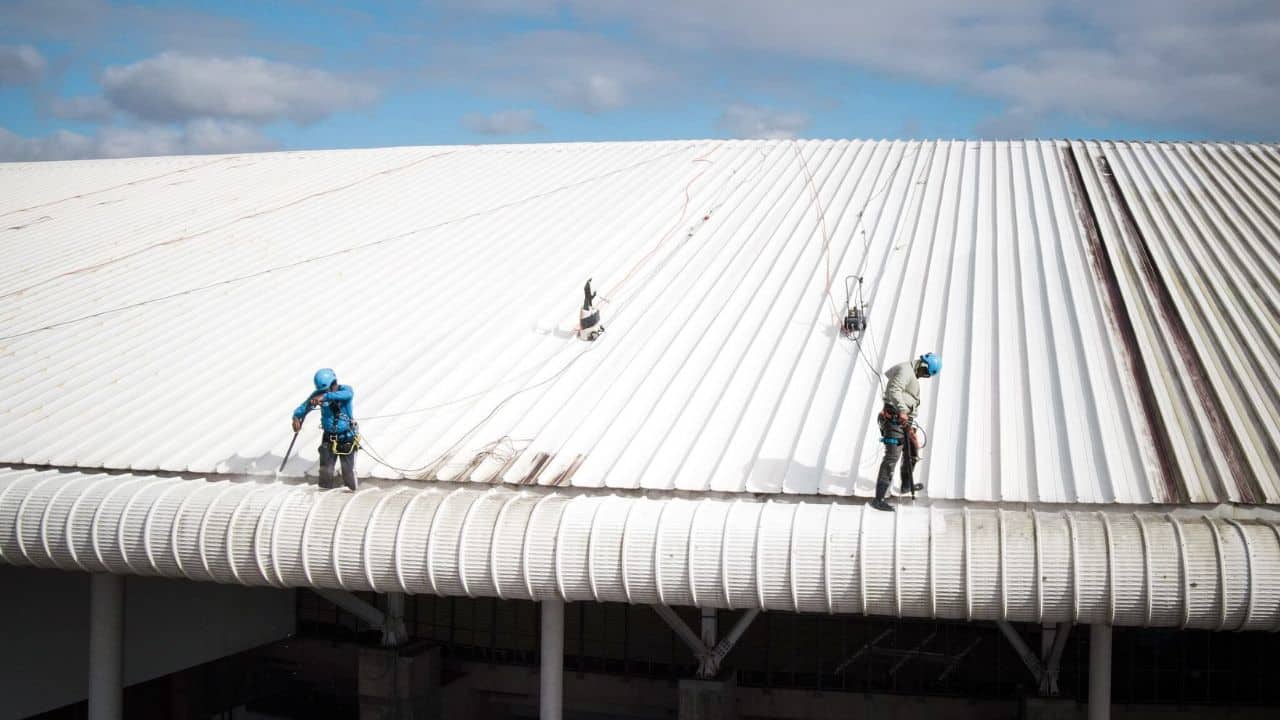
[1,139,1277,505]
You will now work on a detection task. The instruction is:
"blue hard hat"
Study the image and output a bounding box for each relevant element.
[919,353,941,377]
[313,368,337,391]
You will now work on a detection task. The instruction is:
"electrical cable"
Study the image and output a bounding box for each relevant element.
[911,419,929,449]
[0,150,461,303]
[601,145,773,311]
[791,141,843,329]
[353,143,755,480]
[356,327,605,479]
[839,142,934,393]
[0,154,238,219]
[603,145,720,302]
[356,145,759,426]
[0,144,698,344]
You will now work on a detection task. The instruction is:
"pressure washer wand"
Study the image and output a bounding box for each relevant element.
[278,430,300,475]
[278,392,326,476]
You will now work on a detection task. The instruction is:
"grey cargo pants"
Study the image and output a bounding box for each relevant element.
[875,414,916,501]
[318,434,358,491]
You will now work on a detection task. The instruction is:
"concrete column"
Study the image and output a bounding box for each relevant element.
[358,642,441,719]
[1089,624,1112,720]
[88,573,124,720]
[540,598,564,720]
[679,674,737,720]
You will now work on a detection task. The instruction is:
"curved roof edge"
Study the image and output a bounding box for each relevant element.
[2,467,1278,630]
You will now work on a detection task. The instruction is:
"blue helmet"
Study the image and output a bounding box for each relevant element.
[919,353,941,377]
[313,368,337,391]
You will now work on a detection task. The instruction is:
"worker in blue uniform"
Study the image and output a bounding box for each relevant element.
[292,368,359,491]
[871,353,940,512]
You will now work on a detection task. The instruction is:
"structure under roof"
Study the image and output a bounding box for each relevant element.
[1,139,1278,631]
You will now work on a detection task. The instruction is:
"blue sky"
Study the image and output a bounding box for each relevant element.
[1,1,1277,160]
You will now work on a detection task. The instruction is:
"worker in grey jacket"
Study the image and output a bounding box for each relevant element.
[871,353,941,512]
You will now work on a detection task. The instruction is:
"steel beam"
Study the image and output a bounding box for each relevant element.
[314,588,385,627]
[706,609,759,674]
[888,630,938,677]
[383,592,407,647]
[653,606,759,680]
[314,588,411,647]
[936,637,982,684]
[996,620,1044,681]
[653,604,708,659]
[998,619,1074,696]
[834,627,894,675]
[700,607,717,648]
[1040,623,1072,696]
[88,573,124,720]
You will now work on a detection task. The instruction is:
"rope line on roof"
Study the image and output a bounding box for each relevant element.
[0,144,699,344]
[0,150,462,303]
[0,155,238,219]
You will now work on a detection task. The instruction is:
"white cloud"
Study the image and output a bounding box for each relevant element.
[178,118,275,154]
[101,53,377,124]
[438,31,669,114]
[0,120,274,162]
[566,1,1054,84]
[974,105,1039,140]
[438,0,560,15]
[717,104,810,139]
[0,127,92,162]
[0,44,46,86]
[0,0,283,58]
[549,73,628,113]
[48,95,116,123]
[461,109,544,135]
[491,1,1280,136]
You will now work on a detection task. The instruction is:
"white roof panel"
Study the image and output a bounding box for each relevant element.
[1,140,1276,505]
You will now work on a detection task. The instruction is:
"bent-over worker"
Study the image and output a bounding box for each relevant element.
[871,353,940,512]
[292,368,359,491]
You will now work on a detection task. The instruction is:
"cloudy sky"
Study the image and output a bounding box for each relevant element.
[1,0,1277,161]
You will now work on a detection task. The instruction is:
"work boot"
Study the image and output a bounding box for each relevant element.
[870,497,894,512]
[899,483,924,495]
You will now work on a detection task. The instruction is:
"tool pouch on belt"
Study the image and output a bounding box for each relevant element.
[907,426,921,450]
[327,426,361,456]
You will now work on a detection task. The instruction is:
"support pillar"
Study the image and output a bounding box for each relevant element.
[88,573,124,720]
[540,598,564,720]
[700,608,717,648]
[383,592,407,647]
[1041,624,1056,658]
[358,642,441,720]
[679,675,737,720]
[1089,624,1111,720]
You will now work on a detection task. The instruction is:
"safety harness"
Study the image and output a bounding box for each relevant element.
[324,396,361,457]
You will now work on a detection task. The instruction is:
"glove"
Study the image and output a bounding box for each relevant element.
[309,393,326,407]
[291,417,303,433]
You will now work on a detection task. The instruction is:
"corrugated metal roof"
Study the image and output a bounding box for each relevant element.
[4,465,1279,629]
[1,140,1277,505]
[1070,141,1280,505]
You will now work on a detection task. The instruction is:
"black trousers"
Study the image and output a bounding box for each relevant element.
[318,435,358,491]
[875,416,917,501]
